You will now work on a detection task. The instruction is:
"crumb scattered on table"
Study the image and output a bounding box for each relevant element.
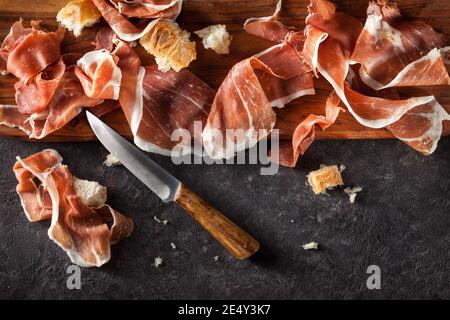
[152,257,163,268]
[344,186,363,203]
[302,242,319,250]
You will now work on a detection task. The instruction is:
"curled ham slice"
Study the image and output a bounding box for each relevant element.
[115,0,183,18]
[84,29,214,155]
[303,0,450,155]
[0,63,104,139]
[75,49,122,100]
[203,32,315,160]
[91,0,182,41]
[0,19,64,82]
[276,92,342,167]
[243,0,295,43]
[13,149,134,267]
[351,0,450,90]
[0,19,66,114]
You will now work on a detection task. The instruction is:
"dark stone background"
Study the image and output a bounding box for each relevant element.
[0,136,449,299]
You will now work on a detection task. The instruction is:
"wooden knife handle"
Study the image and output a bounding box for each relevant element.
[174,184,260,260]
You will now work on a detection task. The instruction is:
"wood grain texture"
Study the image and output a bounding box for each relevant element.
[175,183,260,260]
[0,0,449,142]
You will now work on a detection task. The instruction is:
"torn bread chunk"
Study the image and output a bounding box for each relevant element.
[344,186,363,204]
[73,177,107,208]
[140,19,196,72]
[104,153,121,167]
[56,0,101,37]
[307,165,344,194]
[302,242,319,250]
[195,24,232,55]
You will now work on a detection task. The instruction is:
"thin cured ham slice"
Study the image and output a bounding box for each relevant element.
[75,49,122,100]
[114,0,183,19]
[88,29,214,155]
[351,0,450,90]
[0,19,65,82]
[135,65,214,155]
[276,92,342,167]
[0,19,66,114]
[306,0,363,55]
[203,32,315,160]
[0,19,107,139]
[27,66,104,139]
[92,0,182,41]
[13,149,133,267]
[14,59,66,114]
[303,0,450,155]
[243,0,294,43]
[0,64,103,139]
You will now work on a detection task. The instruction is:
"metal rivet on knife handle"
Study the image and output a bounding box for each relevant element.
[175,184,260,260]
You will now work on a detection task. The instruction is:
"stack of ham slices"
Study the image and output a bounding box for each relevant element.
[14,149,134,267]
[1,0,449,165]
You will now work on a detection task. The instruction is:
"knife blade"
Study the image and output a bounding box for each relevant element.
[87,111,180,203]
[86,111,260,260]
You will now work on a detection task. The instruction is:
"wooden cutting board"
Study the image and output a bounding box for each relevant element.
[0,0,449,142]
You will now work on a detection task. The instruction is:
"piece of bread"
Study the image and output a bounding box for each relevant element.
[307,165,344,194]
[140,19,196,72]
[73,177,107,208]
[344,186,363,203]
[195,24,232,55]
[56,0,101,37]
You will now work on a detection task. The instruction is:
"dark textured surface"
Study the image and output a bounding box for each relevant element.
[0,136,449,299]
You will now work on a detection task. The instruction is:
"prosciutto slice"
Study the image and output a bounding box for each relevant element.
[1,64,103,139]
[0,19,109,139]
[0,19,64,82]
[351,0,450,90]
[114,0,183,19]
[243,0,294,43]
[303,0,450,155]
[0,19,66,114]
[14,59,66,114]
[13,149,134,267]
[75,49,122,100]
[203,32,315,160]
[92,0,182,41]
[276,92,342,167]
[84,29,214,155]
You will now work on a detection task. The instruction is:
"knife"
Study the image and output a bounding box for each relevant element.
[86,111,260,260]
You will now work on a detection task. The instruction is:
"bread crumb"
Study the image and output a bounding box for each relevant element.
[73,177,107,208]
[103,154,121,167]
[152,257,163,268]
[344,186,363,203]
[170,242,177,250]
[153,216,162,223]
[195,24,232,55]
[154,216,169,225]
[213,256,219,262]
[56,0,101,37]
[307,165,344,194]
[302,242,319,250]
[140,19,196,72]
[339,164,346,172]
